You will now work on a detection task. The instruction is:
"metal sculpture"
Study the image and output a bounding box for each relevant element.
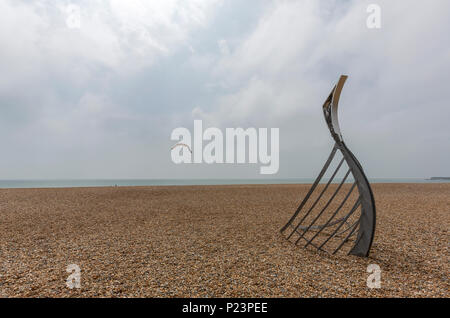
[280,75,376,257]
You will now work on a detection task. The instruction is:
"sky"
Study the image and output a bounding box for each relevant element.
[0,0,449,179]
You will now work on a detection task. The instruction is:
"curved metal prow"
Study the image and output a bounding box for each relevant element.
[281,75,376,257]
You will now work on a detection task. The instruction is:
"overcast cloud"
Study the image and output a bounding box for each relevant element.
[0,0,449,179]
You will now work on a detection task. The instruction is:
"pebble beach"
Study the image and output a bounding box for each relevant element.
[0,183,448,297]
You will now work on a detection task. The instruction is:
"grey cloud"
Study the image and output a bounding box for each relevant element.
[0,0,449,179]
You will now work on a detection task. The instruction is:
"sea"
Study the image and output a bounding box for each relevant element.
[0,178,447,189]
